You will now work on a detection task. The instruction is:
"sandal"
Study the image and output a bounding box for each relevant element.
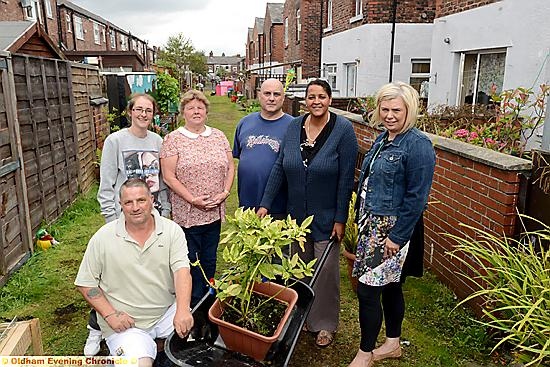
[315,330,334,347]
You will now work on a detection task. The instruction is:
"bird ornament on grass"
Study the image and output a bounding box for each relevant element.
[35,229,59,251]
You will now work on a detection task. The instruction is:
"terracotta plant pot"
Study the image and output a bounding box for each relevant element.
[342,248,358,293]
[208,281,298,361]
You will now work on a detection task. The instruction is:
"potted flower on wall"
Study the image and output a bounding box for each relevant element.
[342,192,359,292]
[204,208,316,361]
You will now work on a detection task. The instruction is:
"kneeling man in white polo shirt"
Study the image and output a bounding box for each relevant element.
[75,178,193,367]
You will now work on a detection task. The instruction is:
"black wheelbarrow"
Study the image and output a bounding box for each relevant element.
[164,239,337,367]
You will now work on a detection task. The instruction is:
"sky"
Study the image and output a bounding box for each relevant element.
[70,0,285,56]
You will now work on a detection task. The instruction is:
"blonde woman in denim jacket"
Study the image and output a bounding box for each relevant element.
[348,82,435,367]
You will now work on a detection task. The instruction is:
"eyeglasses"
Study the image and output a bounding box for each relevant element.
[132,107,154,115]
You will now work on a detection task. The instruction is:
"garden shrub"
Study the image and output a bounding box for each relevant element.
[447,217,550,366]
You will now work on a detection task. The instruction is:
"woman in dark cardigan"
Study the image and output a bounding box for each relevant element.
[259,79,358,347]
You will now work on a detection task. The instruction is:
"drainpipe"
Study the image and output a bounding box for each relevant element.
[388,0,398,82]
[319,0,324,79]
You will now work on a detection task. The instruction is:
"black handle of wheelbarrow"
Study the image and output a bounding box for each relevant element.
[307,238,337,288]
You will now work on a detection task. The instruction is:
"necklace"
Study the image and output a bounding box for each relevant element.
[305,114,330,146]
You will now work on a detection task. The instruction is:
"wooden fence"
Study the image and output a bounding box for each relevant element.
[0,52,107,286]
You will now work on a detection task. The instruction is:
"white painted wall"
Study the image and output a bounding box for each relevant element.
[321,23,433,97]
[429,0,550,107]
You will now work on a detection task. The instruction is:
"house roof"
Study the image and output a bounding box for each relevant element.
[247,28,254,43]
[0,21,34,51]
[207,55,244,65]
[267,3,284,23]
[254,17,264,34]
[57,0,126,35]
[0,20,66,59]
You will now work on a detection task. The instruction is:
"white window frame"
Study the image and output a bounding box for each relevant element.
[109,29,116,48]
[74,16,84,40]
[44,0,53,18]
[324,0,333,32]
[120,35,128,51]
[456,49,506,106]
[296,9,301,43]
[66,13,72,33]
[93,22,101,45]
[24,0,38,21]
[324,63,337,90]
[350,0,363,23]
[409,59,431,98]
[284,18,289,47]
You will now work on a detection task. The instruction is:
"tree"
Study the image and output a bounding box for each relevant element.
[188,51,207,76]
[157,33,194,89]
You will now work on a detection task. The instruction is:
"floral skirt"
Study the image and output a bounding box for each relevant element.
[352,213,409,286]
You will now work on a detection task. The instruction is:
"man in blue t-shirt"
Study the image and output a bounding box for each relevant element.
[233,79,293,217]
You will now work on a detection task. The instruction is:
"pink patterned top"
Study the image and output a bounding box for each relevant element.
[160,126,231,228]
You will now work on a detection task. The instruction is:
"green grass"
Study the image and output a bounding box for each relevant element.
[0,96,495,366]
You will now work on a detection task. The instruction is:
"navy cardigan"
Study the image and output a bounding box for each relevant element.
[260,113,358,241]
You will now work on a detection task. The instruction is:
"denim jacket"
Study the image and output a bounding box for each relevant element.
[357,128,435,246]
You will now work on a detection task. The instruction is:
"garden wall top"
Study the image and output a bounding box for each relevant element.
[330,107,532,173]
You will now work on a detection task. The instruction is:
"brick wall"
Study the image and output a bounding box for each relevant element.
[326,0,435,35]
[284,102,532,315]
[284,0,321,79]
[270,24,285,63]
[436,0,497,18]
[301,0,322,78]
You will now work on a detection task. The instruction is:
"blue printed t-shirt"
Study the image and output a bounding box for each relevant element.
[233,112,293,214]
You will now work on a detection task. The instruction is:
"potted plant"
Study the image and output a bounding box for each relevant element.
[342,192,359,292]
[204,208,316,361]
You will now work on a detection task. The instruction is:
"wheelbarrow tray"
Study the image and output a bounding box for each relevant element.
[165,278,313,367]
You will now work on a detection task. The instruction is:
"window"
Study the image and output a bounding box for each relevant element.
[93,22,101,44]
[325,64,337,90]
[120,35,128,51]
[74,16,84,40]
[24,0,38,20]
[458,50,506,105]
[44,0,52,18]
[66,13,72,33]
[325,0,333,31]
[102,28,106,43]
[296,9,301,43]
[350,0,363,23]
[284,18,288,47]
[409,59,430,98]
[109,30,116,48]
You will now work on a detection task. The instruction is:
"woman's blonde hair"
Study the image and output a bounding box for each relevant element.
[180,89,210,113]
[370,81,419,133]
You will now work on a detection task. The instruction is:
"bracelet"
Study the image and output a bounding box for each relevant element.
[104,311,117,320]
[223,190,230,196]
[191,197,196,206]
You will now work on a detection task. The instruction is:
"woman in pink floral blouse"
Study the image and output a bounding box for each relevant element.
[160,90,235,307]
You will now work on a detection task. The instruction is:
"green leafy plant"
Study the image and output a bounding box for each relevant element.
[152,72,180,115]
[447,217,550,366]
[342,192,358,254]
[197,208,316,330]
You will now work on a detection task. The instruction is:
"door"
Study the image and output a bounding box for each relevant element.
[345,63,357,97]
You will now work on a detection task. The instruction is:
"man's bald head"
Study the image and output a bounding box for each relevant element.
[258,79,285,120]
